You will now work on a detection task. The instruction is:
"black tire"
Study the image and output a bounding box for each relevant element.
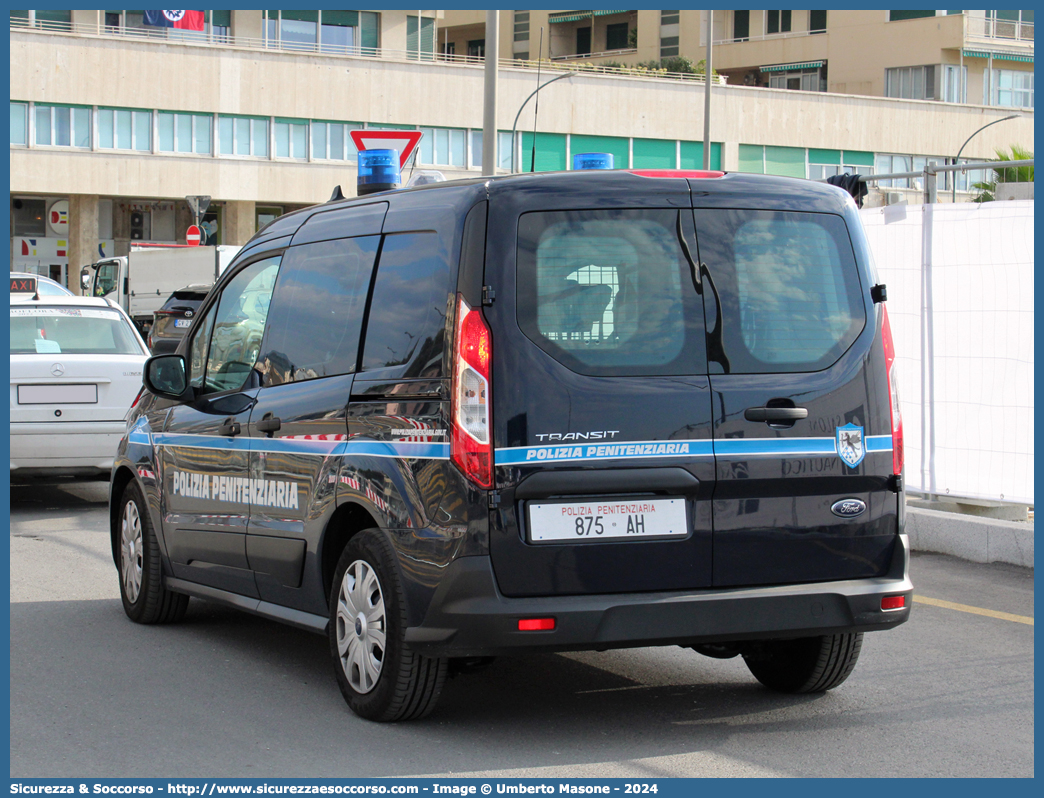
[742,633,863,693]
[117,481,189,624]
[329,529,447,722]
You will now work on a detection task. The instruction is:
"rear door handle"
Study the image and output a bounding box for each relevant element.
[256,413,281,436]
[744,406,808,422]
[218,417,241,436]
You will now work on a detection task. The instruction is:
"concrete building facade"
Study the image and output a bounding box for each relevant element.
[9,10,1034,293]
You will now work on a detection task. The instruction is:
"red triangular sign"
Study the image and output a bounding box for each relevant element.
[350,130,423,169]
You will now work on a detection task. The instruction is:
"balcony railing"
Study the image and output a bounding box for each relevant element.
[550,47,638,61]
[966,16,1034,43]
[11,18,727,84]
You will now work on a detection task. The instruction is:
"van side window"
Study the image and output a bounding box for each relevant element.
[187,308,216,389]
[516,209,707,377]
[257,236,379,386]
[361,232,452,378]
[694,210,865,373]
[199,256,280,393]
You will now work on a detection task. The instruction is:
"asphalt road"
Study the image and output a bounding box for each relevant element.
[9,478,1034,778]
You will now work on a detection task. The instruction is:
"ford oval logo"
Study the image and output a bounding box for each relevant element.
[831,498,867,518]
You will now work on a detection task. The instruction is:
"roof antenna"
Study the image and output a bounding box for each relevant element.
[531,26,543,173]
[329,185,345,201]
[405,145,421,185]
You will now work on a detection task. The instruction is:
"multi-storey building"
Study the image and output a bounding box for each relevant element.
[442,9,1034,108]
[10,10,1034,293]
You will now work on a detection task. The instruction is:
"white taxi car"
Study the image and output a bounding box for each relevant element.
[10,291,149,476]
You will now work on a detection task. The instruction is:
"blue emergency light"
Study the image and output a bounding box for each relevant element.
[357,149,401,195]
[573,152,614,170]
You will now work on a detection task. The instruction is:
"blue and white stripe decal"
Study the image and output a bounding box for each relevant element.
[496,440,714,465]
[150,432,450,460]
[139,422,890,466]
[494,435,892,465]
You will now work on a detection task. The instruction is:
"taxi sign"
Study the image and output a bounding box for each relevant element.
[349,130,423,169]
[10,276,37,294]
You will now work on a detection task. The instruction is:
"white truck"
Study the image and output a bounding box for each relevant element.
[81,245,239,335]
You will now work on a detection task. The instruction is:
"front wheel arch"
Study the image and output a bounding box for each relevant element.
[109,465,138,567]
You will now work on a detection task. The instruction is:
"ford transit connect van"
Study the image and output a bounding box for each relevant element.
[112,169,911,722]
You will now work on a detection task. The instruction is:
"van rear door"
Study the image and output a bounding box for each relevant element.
[691,204,898,587]
[484,177,715,598]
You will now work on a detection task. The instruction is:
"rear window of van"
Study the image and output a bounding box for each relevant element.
[515,209,707,377]
[693,210,866,373]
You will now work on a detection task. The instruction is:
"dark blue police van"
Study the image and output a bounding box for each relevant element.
[111,165,911,722]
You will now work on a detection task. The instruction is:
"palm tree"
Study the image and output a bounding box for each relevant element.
[972,144,1034,202]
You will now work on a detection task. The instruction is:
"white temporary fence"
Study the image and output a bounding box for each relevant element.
[860,200,1034,505]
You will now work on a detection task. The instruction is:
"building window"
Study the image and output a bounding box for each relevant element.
[467,38,485,58]
[218,116,269,157]
[606,22,629,51]
[409,15,436,58]
[11,198,47,236]
[18,9,71,28]
[418,127,466,167]
[766,10,791,34]
[514,51,529,60]
[733,10,749,41]
[885,65,937,100]
[810,10,827,33]
[942,64,968,103]
[985,68,1034,108]
[264,11,378,53]
[768,68,825,92]
[207,10,230,41]
[660,36,679,57]
[514,10,530,42]
[158,112,212,154]
[34,105,91,148]
[274,119,308,158]
[10,102,28,145]
[469,130,515,170]
[888,11,937,22]
[98,108,151,151]
[874,154,914,188]
[661,9,681,55]
[311,121,359,161]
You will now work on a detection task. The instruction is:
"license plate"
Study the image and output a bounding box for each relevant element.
[528,498,688,543]
[17,384,98,404]
[174,319,192,328]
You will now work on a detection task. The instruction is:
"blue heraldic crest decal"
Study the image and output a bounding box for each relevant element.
[836,423,866,468]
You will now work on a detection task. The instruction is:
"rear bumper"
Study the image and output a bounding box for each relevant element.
[10,421,124,473]
[405,535,913,657]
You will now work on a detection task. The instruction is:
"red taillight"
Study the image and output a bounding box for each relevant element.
[518,618,555,631]
[451,294,493,489]
[881,595,906,611]
[881,304,904,476]
[628,169,725,179]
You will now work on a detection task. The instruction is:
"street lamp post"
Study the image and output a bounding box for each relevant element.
[950,113,1021,201]
[509,71,577,173]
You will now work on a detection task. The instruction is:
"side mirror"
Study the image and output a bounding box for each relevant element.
[143,354,190,401]
[79,266,90,291]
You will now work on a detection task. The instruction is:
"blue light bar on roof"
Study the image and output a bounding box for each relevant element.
[358,149,401,195]
[573,152,614,170]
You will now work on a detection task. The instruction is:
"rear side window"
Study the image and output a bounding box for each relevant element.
[257,236,379,386]
[516,209,706,376]
[694,210,865,373]
[361,232,453,378]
